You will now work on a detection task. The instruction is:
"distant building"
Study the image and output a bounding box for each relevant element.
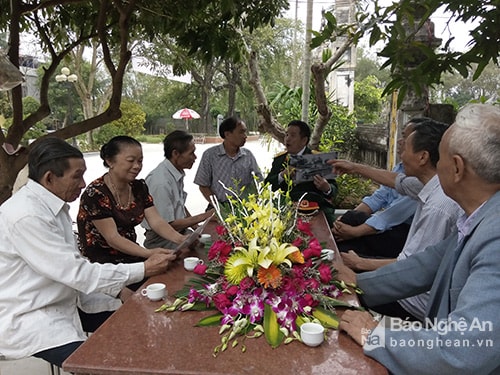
[19,55,40,100]
[325,0,356,112]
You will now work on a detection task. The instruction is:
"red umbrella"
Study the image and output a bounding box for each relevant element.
[173,108,200,119]
[172,108,200,130]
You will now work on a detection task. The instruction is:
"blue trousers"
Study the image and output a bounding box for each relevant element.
[34,341,83,367]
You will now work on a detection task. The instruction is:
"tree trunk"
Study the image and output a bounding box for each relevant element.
[0,0,136,205]
[247,50,286,144]
[226,62,239,119]
[192,61,216,134]
[0,149,28,205]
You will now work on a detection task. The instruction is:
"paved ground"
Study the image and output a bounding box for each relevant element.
[0,137,282,375]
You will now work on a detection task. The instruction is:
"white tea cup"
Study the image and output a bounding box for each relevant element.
[321,249,335,261]
[184,257,204,271]
[200,233,212,244]
[300,322,325,347]
[141,283,167,301]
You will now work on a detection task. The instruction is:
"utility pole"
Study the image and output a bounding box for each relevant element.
[301,0,313,123]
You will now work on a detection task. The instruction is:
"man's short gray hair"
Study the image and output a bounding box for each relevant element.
[450,104,500,183]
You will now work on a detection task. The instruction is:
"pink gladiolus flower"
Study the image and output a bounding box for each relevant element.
[303,239,322,259]
[302,293,315,307]
[306,278,320,290]
[279,276,294,292]
[318,263,333,283]
[193,263,207,275]
[292,237,303,247]
[297,218,314,237]
[302,248,314,259]
[216,225,227,236]
[292,277,306,293]
[239,276,256,290]
[308,238,322,253]
[226,285,239,296]
[208,240,232,262]
[213,293,232,311]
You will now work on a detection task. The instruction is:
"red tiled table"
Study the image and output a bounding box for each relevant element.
[63,213,387,375]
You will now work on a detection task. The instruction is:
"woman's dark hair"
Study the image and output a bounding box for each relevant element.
[218,117,243,139]
[28,137,83,182]
[163,130,194,159]
[100,136,141,168]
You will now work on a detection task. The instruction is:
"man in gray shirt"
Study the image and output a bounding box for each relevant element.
[143,130,214,249]
[194,117,263,207]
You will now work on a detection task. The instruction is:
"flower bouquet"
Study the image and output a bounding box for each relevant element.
[157,178,360,356]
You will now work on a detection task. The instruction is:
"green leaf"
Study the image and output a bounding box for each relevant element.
[190,302,216,311]
[369,25,381,46]
[196,312,223,327]
[263,304,285,348]
[321,295,363,310]
[312,307,340,329]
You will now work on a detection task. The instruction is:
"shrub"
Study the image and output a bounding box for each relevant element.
[333,174,375,209]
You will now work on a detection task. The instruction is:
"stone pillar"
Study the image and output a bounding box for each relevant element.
[390,4,443,167]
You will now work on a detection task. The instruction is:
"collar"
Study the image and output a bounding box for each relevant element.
[456,201,485,243]
[25,179,69,216]
[417,174,440,203]
[289,146,308,156]
[163,158,185,182]
[216,143,246,158]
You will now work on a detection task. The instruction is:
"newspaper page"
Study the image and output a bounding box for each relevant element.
[289,152,338,183]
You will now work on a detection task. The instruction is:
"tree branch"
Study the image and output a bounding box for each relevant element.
[247,50,285,143]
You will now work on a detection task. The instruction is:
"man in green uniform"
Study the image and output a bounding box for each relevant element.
[265,120,338,226]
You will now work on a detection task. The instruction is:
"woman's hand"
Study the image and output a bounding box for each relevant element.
[149,248,177,260]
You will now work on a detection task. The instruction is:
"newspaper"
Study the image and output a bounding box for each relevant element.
[289,152,337,183]
[174,214,213,252]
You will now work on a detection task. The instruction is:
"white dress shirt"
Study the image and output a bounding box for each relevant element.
[0,180,144,360]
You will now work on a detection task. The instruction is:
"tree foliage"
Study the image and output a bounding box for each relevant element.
[0,0,289,204]
[353,75,384,124]
[432,62,500,108]
[93,99,146,146]
[355,48,391,85]
[313,0,500,106]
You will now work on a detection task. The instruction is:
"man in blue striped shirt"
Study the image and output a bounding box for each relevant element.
[194,117,262,208]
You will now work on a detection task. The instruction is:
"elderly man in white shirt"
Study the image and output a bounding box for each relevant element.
[0,137,173,368]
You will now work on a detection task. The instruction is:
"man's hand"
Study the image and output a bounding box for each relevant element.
[203,208,215,220]
[339,310,379,346]
[327,159,361,176]
[118,287,134,303]
[332,260,357,285]
[340,250,365,271]
[144,253,175,277]
[332,220,357,241]
[280,166,296,181]
[313,175,330,193]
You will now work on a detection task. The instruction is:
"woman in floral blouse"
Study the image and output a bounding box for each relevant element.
[76,136,187,332]
[77,136,185,273]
